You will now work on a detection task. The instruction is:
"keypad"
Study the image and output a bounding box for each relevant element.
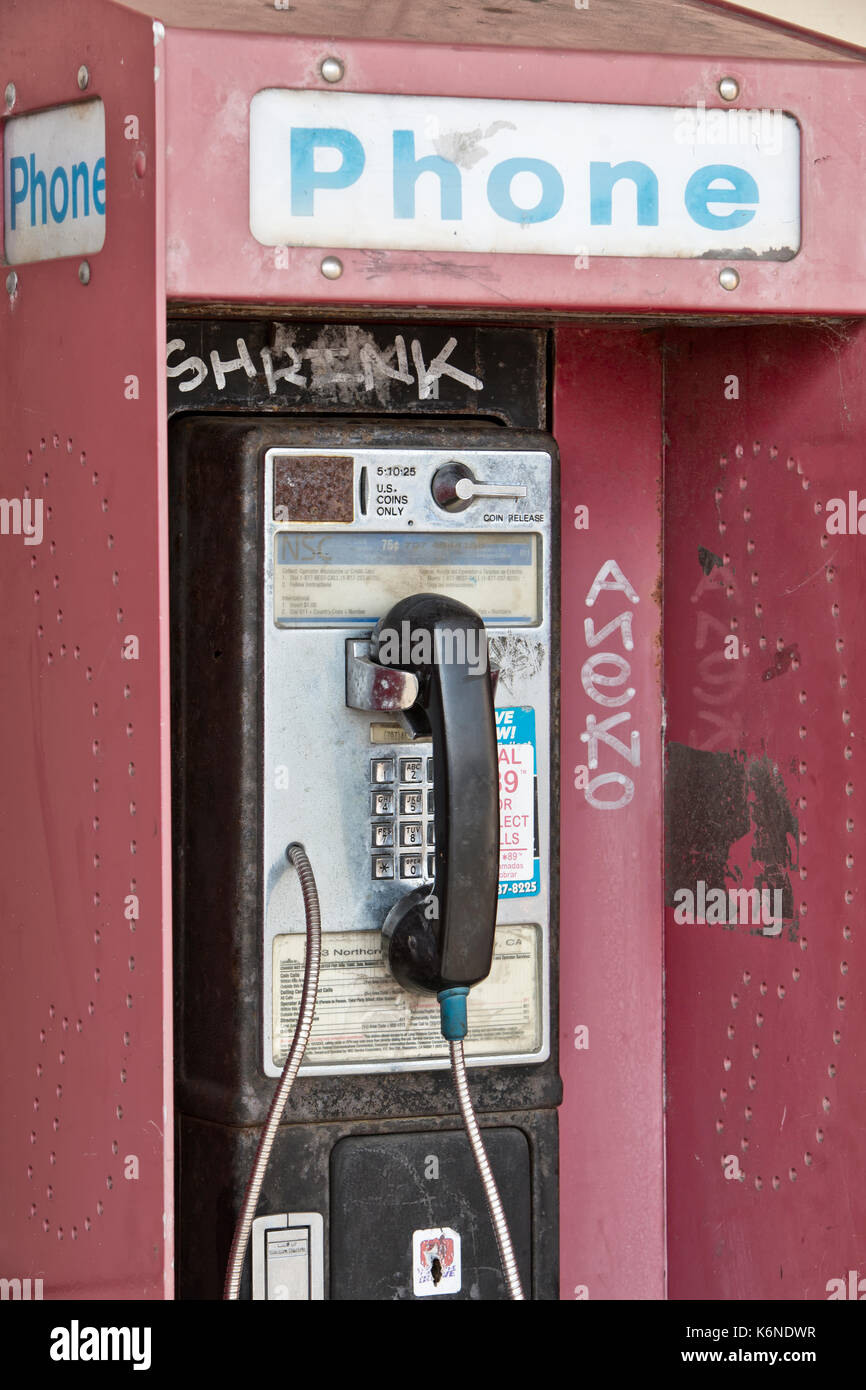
[370,752,435,881]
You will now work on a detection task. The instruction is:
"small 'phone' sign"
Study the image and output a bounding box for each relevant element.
[3,100,106,265]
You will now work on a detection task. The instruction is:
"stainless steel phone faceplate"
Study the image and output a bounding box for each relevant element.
[262,443,554,1077]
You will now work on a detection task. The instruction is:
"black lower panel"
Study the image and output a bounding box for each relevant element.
[178,1108,558,1301]
[330,1129,531,1300]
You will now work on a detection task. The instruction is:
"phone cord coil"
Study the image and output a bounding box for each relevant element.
[223,842,322,1301]
[447,1032,526,1302]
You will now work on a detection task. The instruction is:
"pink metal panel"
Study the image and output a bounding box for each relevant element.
[664,322,866,1299]
[113,0,860,61]
[555,326,665,1299]
[0,0,171,1297]
[163,29,866,315]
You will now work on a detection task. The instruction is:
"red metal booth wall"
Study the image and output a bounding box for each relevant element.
[1,0,865,1302]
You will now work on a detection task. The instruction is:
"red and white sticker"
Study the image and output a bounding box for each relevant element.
[413,1227,461,1297]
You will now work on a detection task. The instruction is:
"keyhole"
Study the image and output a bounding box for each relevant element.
[431,1257,442,1286]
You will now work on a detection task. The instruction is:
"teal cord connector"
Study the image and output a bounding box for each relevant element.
[438,986,469,1041]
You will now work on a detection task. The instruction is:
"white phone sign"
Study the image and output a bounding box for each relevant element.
[249,89,800,260]
[4,100,106,265]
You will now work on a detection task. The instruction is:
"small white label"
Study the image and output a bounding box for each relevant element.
[4,100,106,265]
[266,1230,310,1301]
[251,1212,325,1301]
[413,1227,461,1297]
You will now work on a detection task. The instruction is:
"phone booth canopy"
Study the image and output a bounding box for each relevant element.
[1,0,865,1302]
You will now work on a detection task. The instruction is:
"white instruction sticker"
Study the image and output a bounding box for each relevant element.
[273,924,541,1069]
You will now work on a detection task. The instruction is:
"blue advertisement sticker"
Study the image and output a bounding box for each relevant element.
[496,706,539,899]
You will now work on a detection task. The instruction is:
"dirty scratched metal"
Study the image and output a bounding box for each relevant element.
[166,320,546,427]
[664,322,866,1300]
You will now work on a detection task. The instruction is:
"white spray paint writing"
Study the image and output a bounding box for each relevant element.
[580,559,641,810]
[689,562,746,750]
[166,331,483,402]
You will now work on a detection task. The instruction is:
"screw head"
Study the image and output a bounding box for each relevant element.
[719,267,740,291]
[320,57,344,83]
[718,77,739,102]
[78,261,91,285]
[77,65,89,91]
[4,82,16,110]
[320,255,344,280]
[6,270,18,296]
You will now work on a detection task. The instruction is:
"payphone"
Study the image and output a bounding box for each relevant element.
[169,325,561,1300]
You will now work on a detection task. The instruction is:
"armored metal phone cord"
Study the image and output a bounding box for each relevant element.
[439,990,526,1301]
[223,842,322,1302]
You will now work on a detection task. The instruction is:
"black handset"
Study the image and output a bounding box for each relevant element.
[375,593,499,996]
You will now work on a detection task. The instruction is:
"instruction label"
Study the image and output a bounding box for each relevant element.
[274,532,539,625]
[497,707,539,898]
[273,924,540,1069]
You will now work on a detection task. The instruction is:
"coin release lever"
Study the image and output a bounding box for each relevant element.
[431,461,527,513]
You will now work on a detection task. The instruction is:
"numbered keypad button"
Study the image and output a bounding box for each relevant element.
[400,855,422,879]
[400,822,423,847]
[372,791,394,816]
[400,790,423,816]
[399,758,423,783]
[372,822,394,848]
[371,758,395,784]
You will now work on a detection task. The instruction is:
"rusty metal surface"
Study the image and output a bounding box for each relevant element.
[664,321,866,1299]
[167,319,546,427]
[0,0,171,1298]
